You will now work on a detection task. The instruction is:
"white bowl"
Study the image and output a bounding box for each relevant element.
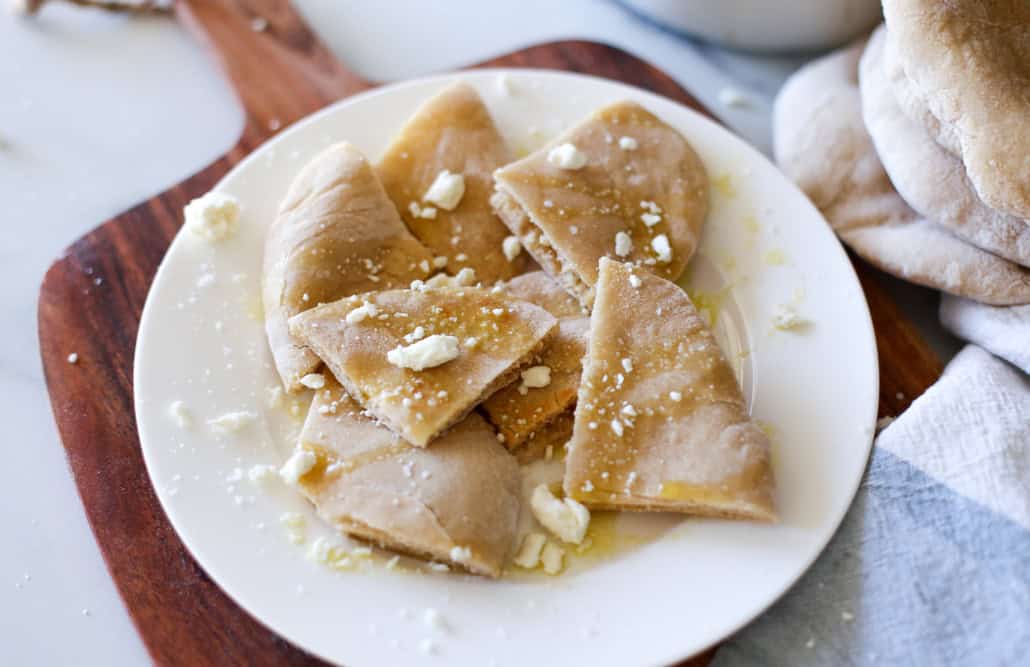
[623,0,882,52]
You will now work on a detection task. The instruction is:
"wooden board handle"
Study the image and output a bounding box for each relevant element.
[176,0,372,148]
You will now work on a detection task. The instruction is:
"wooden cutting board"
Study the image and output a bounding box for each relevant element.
[36,1,943,665]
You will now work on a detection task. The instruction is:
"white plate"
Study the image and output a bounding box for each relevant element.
[134,70,878,667]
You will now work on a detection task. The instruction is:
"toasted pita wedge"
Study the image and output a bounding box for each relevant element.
[481,272,588,451]
[263,142,434,392]
[289,285,557,447]
[514,409,574,465]
[377,82,528,283]
[492,101,709,307]
[563,258,776,521]
[296,378,520,577]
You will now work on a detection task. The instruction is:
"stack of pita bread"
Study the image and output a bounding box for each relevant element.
[773,0,1030,306]
[261,83,776,577]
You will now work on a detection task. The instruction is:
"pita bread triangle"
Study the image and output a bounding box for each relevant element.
[492,101,709,307]
[289,284,556,447]
[563,258,776,521]
[377,82,529,283]
[296,377,521,577]
[481,271,588,452]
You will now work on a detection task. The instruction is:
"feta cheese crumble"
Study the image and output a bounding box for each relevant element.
[772,304,805,331]
[183,191,241,242]
[346,301,378,324]
[66,352,79,364]
[423,170,465,211]
[546,143,588,170]
[299,373,325,389]
[502,235,522,262]
[628,274,642,288]
[449,545,472,564]
[168,400,192,429]
[279,448,317,485]
[540,542,565,575]
[530,484,590,544]
[521,365,551,389]
[513,533,547,569]
[614,231,633,257]
[640,212,661,227]
[618,136,638,151]
[387,334,460,371]
[651,234,673,263]
[669,391,682,402]
[207,410,256,433]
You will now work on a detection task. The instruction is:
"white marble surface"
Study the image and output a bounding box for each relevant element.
[0,1,958,664]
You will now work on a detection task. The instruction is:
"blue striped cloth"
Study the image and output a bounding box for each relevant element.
[714,344,1030,666]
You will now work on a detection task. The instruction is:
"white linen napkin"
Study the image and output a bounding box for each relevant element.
[713,344,1030,665]
[940,297,1030,374]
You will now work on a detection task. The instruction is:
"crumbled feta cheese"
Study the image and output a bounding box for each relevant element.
[346,301,378,324]
[530,484,590,544]
[299,373,325,389]
[420,259,431,273]
[279,448,317,484]
[772,304,805,331]
[424,607,447,631]
[651,234,673,263]
[424,170,465,210]
[168,400,192,428]
[628,274,642,288]
[640,212,661,227]
[433,256,448,269]
[610,419,624,437]
[618,136,638,151]
[541,542,565,575]
[454,267,477,286]
[614,231,633,257]
[404,326,427,344]
[621,358,633,373]
[521,365,551,389]
[464,337,479,349]
[247,464,277,484]
[669,391,682,402]
[546,143,588,170]
[67,352,79,364]
[207,410,256,433]
[621,404,637,417]
[502,235,522,261]
[387,334,460,371]
[449,545,472,564]
[513,532,547,569]
[183,191,241,242]
[420,206,437,219]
